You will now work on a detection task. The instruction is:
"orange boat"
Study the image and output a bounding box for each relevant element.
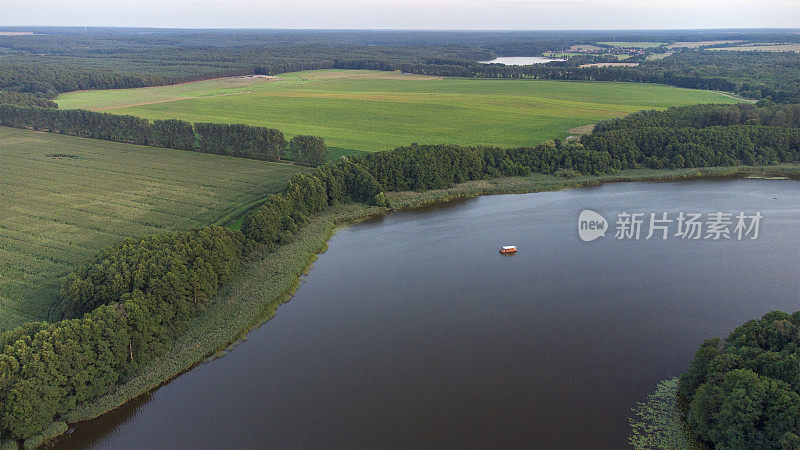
[499,245,518,254]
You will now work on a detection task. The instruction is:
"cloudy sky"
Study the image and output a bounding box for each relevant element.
[3,0,799,29]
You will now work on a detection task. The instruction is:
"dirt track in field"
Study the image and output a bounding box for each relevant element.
[94,90,259,111]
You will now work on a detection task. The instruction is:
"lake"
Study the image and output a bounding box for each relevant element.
[55,179,800,449]
[478,56,565,65]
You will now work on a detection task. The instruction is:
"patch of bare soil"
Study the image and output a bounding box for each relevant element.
[568,44,604,52]
[566,124,595,136]
[95,90,258,111]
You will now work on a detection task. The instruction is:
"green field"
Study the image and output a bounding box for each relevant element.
[545,52,631,60]
[598,41,667,48]
[0,127,304,330]
[709,43,800,52]
[56,69,740,152]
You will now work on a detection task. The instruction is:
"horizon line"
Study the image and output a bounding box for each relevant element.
[2,25,800,32]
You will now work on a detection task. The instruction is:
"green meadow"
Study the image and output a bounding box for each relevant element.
[0,127,303,330]
[56,69,740,152]
[598,41,667,48]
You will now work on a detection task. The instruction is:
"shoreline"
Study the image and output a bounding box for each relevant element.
[20,163,800,448]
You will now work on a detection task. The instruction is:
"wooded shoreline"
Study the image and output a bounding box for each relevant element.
[12,163,798,449]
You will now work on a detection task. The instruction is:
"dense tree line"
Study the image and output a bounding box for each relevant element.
[644,51,800,103]
[196,123,286,161]
[0,105,290,162]
[395,51,800,103]
[581,125,800,170]
[2,29,798,102]
[351,141,611,191]
[678,311,800,448]
[0,92,57,108]
[350,118,800,190]
[394,58,743,92]
[3,28,797,55]
[0,227,244,440]
[0,104,150,144]
[148,119,196,151]
[289,135,329,166]
[594,102,800,133]
[0,62,170,99]
[241,160,384,246]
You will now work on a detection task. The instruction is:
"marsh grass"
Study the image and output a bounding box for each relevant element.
[20,423,67,449]
[628,378,705,450]
[385,165,800,210]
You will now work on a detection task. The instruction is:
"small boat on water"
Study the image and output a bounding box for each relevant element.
[499,245,518,254]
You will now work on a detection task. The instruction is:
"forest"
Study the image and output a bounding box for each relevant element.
[396,51,800,103]
[1,29,799,102]
[679,311,800,448]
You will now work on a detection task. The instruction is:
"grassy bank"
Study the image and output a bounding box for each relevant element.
[385,165,800,209]
[25,163,800,448]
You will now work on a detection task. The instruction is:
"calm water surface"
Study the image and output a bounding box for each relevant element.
[56,179,800,449]
[478,56,565,65]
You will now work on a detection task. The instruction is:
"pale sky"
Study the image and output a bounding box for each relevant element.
[3,0,799,30]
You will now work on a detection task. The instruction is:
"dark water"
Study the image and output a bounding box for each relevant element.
[55,179,799,449]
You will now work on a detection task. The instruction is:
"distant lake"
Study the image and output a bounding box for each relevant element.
[55,179,800,449]
[479,56,565,65]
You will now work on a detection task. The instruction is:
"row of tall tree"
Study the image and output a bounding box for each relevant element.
[0,92,57,108]
[0,104,309,163]
[593,102,800,133]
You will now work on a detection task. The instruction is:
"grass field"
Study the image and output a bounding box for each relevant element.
[56,69,741,153]
[598,41,666,48]
[0,127,304,330]
[709,43,800,52]
[666,40,743,49]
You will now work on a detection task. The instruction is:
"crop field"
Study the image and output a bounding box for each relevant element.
[666,40,743,49]
[0,127,304,330]
[56,69,741,153]
[598,41,666,48]
[709,43,800,52]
